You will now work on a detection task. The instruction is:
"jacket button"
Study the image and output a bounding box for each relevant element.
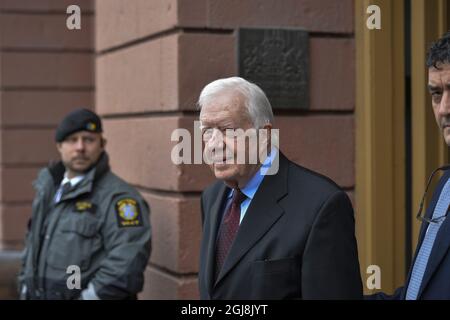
[45,235,50,240]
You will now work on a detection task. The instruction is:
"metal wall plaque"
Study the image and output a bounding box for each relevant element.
[238,28,309,110]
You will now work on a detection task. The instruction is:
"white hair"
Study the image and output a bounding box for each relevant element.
[198,77,274,128]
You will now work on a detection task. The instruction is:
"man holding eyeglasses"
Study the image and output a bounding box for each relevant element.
[197,77,363,299]
[371,32,450,300]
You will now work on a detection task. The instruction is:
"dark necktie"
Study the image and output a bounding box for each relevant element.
[54,181,72,203]
[215,188,247,281]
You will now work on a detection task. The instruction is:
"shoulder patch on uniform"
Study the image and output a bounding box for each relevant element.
[115,198,142,228]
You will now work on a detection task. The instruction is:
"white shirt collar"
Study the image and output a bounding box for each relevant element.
[227,147,278,200]
[61,172,85,187]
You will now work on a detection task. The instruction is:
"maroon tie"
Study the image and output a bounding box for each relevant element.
[215,188,247,281]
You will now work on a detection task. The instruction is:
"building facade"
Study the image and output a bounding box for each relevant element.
[0,0,447,299]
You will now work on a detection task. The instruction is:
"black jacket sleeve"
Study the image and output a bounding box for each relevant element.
[88,194,152,299]
[302,190,363,299]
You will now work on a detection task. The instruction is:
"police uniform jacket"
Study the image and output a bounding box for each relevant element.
[18,152,151,299]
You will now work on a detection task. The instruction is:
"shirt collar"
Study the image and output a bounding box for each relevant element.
[228,147,278,200]
[61,172,85,187]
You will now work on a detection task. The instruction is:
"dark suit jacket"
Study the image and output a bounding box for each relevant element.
[198,152,363,299]
[371,170,450,300]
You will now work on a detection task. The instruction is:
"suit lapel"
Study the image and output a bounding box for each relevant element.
[417,217,450,298]
[214,153,288,286]
[205,183,229,296]
[409,171,450,299]
[405,176,444,290]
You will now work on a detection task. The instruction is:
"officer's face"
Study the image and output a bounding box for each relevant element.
[57,131,105,178]
[429,63,450,146]
[200,91,261,189]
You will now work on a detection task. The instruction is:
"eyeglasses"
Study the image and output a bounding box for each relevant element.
[201,127,257,142]
[201,127,235,142]
[416,165,450,224]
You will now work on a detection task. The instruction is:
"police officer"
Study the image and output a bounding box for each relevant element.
[18,108,151,300]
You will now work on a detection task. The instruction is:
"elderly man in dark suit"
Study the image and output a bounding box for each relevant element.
[197,76,363,300]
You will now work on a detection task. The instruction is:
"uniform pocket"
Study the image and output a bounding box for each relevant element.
[251,257,301,299]
[60,214,98,238]
[46,213,100,271]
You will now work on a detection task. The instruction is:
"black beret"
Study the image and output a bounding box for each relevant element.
[55,108,103,142]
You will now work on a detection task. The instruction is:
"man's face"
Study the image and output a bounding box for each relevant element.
[57,131,105,177]
[199,91,259,189]
[429,63,450,146]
